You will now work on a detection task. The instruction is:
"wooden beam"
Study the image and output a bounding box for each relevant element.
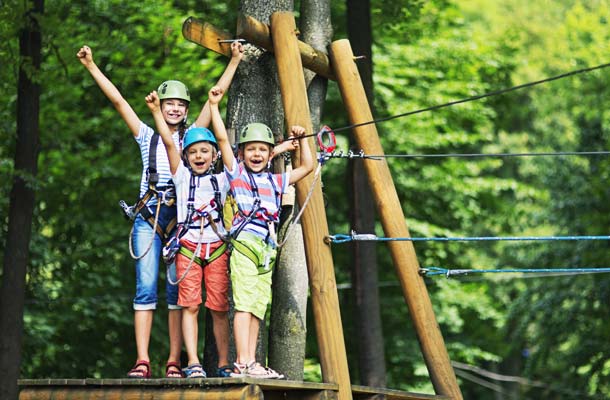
[270,11,352,400]
[238,13,335,80]
[181,15,335,80]
[182,16,234,57]
[329,39,463,400]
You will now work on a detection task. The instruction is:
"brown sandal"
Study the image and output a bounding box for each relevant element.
[165,361,183,378]
[127,360,151,379]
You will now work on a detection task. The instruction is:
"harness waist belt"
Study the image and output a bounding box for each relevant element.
[179,242,228,268]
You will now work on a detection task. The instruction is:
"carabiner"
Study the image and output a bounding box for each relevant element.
[317,125,337,153]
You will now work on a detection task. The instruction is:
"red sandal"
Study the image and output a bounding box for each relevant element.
[165,361,183,378]
[127,360,151,379]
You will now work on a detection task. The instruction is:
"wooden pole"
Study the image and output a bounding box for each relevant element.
[329,39,463,400]
[270,12,352,400]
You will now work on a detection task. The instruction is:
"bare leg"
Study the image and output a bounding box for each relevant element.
[135,310,153,363]
[167,308,183,364]
[181,306,199,365]
[248,316,260,362]
[211,310,230,367]
[234,311,252,364]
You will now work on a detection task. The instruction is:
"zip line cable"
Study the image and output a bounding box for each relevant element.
[326,231,610,244]
[325,149,610,160]
[326,61,610,135]
[420,266,610,278]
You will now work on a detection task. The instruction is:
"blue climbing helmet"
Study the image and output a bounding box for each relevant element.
[183,127,218,151]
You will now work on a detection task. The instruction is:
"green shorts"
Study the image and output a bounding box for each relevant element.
[230,232,276,320]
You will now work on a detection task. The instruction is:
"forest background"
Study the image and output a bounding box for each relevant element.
[1,0,609,399]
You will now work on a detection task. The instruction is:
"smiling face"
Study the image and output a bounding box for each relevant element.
[161,98,189,127]
[240,141,272,173]
[185,141,217,175]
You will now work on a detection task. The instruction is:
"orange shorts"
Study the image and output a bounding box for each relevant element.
[175,239,229,311]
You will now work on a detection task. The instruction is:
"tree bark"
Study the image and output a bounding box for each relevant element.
[346,0,387,387]
[0,1,43,399]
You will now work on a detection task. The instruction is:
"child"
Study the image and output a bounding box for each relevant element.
[77,41,243,378]
[209,86,314,378]
[146,89,233,378]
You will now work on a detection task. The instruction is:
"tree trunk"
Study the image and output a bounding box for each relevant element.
[0,1,43,399]
[346,0,387,387]
[266,0,332,380]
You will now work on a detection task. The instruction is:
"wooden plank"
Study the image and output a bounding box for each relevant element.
[270,10,352,400]
[20,385,262,400]
[328,39,463,400]
[265,389,338,400]
[182,16,234,57]
[20,378,338,389]
[352,385,451,400]
[18,379,339,400]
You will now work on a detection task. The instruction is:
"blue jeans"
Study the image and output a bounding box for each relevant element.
[132,204,180,310]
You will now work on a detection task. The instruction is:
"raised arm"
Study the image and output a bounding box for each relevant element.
[271,138,299,160]
[208,86,236,171]
[145,91,181,175]
[77,45,140,137]
[194,41,244,128]
[288,126,315,185]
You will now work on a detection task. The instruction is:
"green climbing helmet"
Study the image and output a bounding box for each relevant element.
[157,80,191,102]
[238,123,275,146]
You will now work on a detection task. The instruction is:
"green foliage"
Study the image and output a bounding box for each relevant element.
[3,0,610,397]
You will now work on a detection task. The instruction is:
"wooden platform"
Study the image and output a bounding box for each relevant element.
[19,379,450,400]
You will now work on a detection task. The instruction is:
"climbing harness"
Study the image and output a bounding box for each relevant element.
[228,170,282,274]
[124,133,178,260]
[164,173,227,286]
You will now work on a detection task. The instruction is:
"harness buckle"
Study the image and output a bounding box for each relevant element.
[159,185,177,206]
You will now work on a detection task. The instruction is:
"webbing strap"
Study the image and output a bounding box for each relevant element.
[179,242,228,267]
[229,238,259,267]
[147,133,160,187]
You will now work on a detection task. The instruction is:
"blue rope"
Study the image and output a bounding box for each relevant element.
[327,231,610,244]
[421,266,610,278]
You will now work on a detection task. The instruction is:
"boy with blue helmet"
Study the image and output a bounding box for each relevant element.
[146,91,232,379]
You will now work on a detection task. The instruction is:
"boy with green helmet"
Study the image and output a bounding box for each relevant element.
[209,86,314,378]
[77,41,243,379]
